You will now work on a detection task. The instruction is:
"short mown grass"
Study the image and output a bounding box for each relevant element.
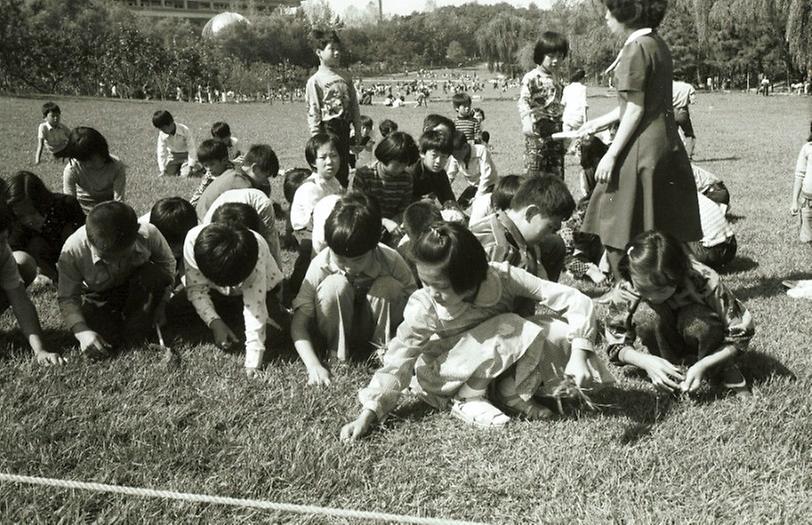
[0,90,809,523]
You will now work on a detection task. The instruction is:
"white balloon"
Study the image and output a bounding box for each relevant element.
[202,12,250,39]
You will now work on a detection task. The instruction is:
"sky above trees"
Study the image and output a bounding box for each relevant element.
[301,0,552,17]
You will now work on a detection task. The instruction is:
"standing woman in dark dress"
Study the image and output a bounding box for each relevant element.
[579,0,701,278]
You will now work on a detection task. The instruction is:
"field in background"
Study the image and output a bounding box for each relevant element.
[0,92,809,523]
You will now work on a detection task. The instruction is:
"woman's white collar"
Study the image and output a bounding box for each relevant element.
[604,27,653,74]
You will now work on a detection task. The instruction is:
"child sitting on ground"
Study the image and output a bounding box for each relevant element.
[34,102,70,165]
[291,191,415,385]
[153,110,199,177]
[7,171,85,284]
[692,164,730,212]
[472,107,489,145]
[57,202,176,358]
[340,222,613,440]
[378,119,398,138]
[202,188,282,268]
[398,199,443,285]
[143,197,198,286]
[410,130,456,205]
[193,143,278,219]
[0,198,65,365]
[686,193,737,270]
[184,221,283,377]
[59,127,127,215]
[211,121,242,162]
[352,131,420,244]
[468,175,522,226]
[452,92,480,143]
[291,134,344,236]
[448,130,498,208]
[470,175,572,285]
[603,230,752,394]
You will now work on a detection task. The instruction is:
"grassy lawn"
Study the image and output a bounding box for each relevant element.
[0,91,809,523]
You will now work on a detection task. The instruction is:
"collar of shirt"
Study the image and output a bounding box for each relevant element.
[604,27,653,74]
[89,233,150,265]
[324,247,382,279]
[496,211,528,252]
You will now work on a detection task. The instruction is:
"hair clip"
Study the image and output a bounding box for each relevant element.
[627,246,634,256]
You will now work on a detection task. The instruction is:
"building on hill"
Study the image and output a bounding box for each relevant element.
[115,0,298,19]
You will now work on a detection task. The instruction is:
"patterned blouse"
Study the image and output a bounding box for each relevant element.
[603,260,755,363]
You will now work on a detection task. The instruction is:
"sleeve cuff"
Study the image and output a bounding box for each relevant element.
[570,337,594,353]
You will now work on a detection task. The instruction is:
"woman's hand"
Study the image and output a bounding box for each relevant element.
[340,410,377,441]
[594,152,617,184]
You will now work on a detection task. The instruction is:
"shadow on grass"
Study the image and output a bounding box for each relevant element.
[592,383,679,445]
[732,271,812,300]
[720,255,759,274]
[693,156,740,163]
[726,213,745,224]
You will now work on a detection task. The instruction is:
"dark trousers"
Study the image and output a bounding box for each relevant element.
[687,236,737,270]
[703,182,730,208]
[82,262,172,345]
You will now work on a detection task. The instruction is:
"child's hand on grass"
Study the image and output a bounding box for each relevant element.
[245,367,259,379]
[680,362,706,393]
[340,410,376,441]
[641,354,684,392]
[790,203,799,215]
[564,349,593,387]
[307,365,332,387]
[35,349,67,366]
[209,319,239,350]
[76,330,111,360]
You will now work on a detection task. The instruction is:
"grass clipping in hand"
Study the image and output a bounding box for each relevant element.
[550,375,598,414]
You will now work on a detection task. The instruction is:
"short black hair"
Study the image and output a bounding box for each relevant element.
[374,131,420,166]
[8,171,54,214]
[618,230,690,287]
[152,110,174,128]
[211,202,262,234]
[403,200,442,240]
[243,144,279,178]
[379,119,399,137]
[57,127,111,162]
[419,130,453,155]
[211,121,231,139]
[197,139,229,163]
[194,223,259,287]
[570,68,586,83]
[422,114,455,134]
[310,28,341,50]
[533,32,569,64]
[150,197,197,248]
[42,102,60,118]
[324,191,381,258]
[360,115,373,129]
[86,201,139,254]
[451,130,470,151]
[511,175,575,220]
[282,168,312,204]
[491,175,522,211]
[412,221,489,295]
[604,0,668,29]
[451,93,472,109]
[579,135,609,175]
[304,133,341,170]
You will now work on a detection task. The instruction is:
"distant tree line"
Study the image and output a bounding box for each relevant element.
[0,0,808,98]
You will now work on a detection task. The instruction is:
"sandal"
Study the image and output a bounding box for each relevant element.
[451,398,510,429]
[497,394,555,421]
